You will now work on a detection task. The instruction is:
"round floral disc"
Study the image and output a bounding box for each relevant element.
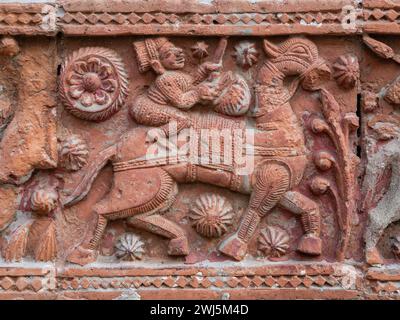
[59,47,128,122]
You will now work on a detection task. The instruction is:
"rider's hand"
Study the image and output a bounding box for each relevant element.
[201,61,222,74]
[198,83,220,102]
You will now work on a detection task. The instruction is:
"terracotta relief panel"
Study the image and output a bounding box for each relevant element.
[0,0,400,300]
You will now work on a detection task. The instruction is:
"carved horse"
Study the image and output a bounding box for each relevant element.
[64,37,330,265]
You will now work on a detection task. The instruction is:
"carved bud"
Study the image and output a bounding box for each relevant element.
[58,134,89,171]
[311,118,328,134]
[314,151,335,171]
[344,113,359,131]
[333,54,359,89]
[310,176,330,195]
[258,226,290,258]
[232,41,259,68]
[30,188,58,215]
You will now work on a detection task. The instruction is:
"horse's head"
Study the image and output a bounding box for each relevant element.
[261,37,331,91]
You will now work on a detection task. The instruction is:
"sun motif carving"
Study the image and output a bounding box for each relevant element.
[189,194,234,238]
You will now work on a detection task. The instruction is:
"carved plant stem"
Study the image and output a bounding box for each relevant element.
[318,88,358,261]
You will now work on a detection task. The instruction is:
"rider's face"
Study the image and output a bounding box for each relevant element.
[159,42,185,70]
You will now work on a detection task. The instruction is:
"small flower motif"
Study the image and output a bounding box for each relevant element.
[189,194,234,238]
[191,41,209,60]
[30,188,58,215]
[58,134,89,171]
[333,54,359,89]
[232,41,259,68]
[114,233,145,261]
[67,57,116,108]
[258,226,290,258]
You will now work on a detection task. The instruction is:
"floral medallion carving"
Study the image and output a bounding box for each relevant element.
[59,47,128,122]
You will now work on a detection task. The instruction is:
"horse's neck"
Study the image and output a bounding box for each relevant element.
[254,62,300,126]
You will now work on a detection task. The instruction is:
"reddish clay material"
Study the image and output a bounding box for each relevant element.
[0,0,400,300]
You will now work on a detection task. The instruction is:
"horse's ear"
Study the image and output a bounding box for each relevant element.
[263,39,280,58]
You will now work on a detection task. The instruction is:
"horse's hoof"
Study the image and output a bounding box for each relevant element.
[67,246,98,266]
[297,234,322,256]
[366,247,384,265]
[218,235,248,261]
[168,237,189,256]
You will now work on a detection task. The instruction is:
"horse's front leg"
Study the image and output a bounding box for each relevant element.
[279,191,321,255]
[218,162,291,260]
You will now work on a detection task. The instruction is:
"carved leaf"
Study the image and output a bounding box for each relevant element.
[34,221,57,261]
[3,223,31,262]
[0,186,18,231]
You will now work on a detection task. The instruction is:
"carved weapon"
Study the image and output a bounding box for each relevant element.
[213,37,228,64]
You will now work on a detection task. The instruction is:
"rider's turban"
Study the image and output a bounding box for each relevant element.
[133,37,169,73]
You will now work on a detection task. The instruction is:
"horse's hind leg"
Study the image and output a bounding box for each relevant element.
[67,212,108,266]
[127,214,189,255]
[278,191,322,256]
[218,163,290,260]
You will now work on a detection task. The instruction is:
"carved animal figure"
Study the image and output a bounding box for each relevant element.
[63,37,330,265]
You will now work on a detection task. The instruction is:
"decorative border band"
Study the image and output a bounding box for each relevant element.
[2,1,400,36]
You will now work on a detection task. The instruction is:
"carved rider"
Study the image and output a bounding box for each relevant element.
[130,37,222,140]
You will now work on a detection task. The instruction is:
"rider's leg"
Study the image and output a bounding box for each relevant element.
[127,213,189,255]
[279,191,322,255]
[218,162,290,260]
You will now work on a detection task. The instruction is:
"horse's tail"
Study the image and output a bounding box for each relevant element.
[62,144,117,207]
